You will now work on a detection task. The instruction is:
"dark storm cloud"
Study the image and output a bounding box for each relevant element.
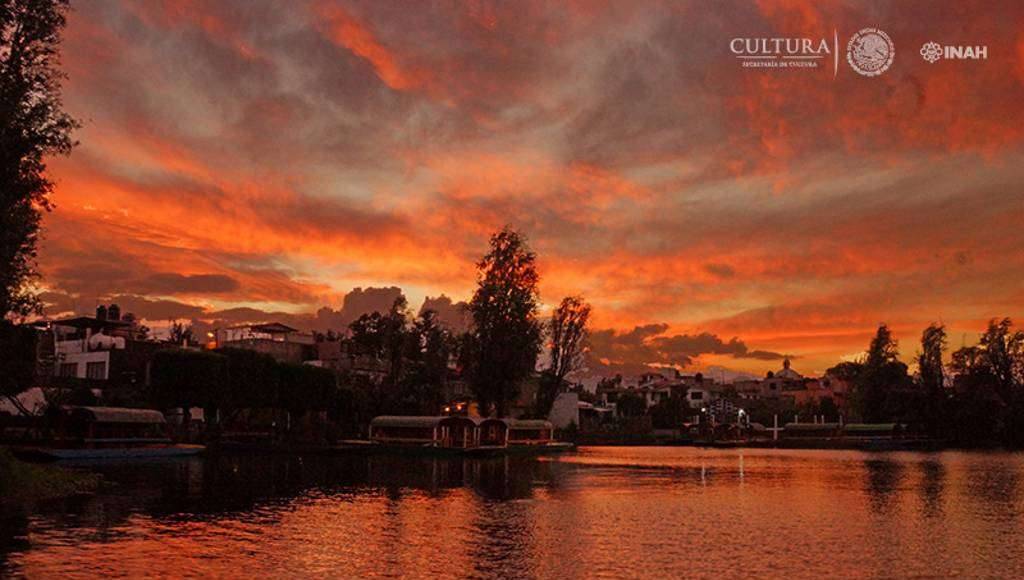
[587,323,786,375]
[135,273,240,294]
[420,294,470,333]
[310,286,406,331]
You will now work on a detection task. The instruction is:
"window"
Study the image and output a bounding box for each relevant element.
[86,361,106,380]
[690,391,704,400]
[59,362,78,378]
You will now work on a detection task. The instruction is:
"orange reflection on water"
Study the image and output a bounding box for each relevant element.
[4,449,1024,578]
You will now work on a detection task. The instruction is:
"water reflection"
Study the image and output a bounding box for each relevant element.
[919,458,946,518]
[3,449,1024,578]
[863,458,905,515]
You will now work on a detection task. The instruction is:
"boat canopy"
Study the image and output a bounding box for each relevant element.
[66,406,166,425]
[843,423,898,433]
[370,415,480,447]
[783,422,840,431]
[369,416,556,447]
[370,416,478,429]
[505,419,553,431]
[505,419,554,444]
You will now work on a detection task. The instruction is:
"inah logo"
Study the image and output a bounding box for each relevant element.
[920,41,988,63]
[847,28,895,76]
[920,42,942,63]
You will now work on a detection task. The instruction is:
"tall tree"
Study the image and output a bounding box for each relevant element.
[1,0,77,318]
[949,318,1024,446]
[412,310,453,387]
[917,323,947,436]
[0,320,35,413]
[977,318,1024,401]
[466,227,542,417]
[853,324,912,423]
[917,323,947,393]
[535,295,591,418]
[865,324,899,368]
[348,296,410,386]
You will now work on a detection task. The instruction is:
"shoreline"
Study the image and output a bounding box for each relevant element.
[0,448,100,512]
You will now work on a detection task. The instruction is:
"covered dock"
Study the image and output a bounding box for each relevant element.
[369,416,480,448]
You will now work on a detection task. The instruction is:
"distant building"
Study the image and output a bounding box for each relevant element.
[547,391,615,430]
[685,384,713,408]
[212,322,316,363]
[775,358,802,380]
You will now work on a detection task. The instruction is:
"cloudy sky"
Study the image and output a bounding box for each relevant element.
[40,0,1024,376]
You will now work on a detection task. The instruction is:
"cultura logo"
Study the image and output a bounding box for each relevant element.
[729,34,838,75]
[847,28,895,76]
[920,42,942,63]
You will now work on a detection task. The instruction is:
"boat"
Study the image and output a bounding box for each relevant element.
[24,444,205,461]
[337,415,575,457]
[16,406,205,461]
[464,418,575,456]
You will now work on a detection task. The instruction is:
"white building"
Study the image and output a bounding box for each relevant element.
[51,316,132,380]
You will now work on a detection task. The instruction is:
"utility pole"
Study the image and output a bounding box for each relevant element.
[766,413,783,442]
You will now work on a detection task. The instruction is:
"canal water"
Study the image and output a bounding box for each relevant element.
[2,447,1023,578]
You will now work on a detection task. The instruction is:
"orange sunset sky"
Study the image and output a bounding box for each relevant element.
[38,0,1024,377]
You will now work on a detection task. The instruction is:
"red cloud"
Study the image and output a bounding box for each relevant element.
[41,0,1024,375]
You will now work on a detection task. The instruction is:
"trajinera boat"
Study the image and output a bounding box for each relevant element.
[350,415,574,456]
[18,406,204,461]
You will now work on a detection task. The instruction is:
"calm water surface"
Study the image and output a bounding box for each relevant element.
[3,447,1024,578]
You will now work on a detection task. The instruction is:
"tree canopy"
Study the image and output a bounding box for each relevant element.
[536,295,591,418]
[0,320,36,410]
[1,0,77,318]
[149,348,228,411]
[950,318,1024,446]
[465,227,542,417]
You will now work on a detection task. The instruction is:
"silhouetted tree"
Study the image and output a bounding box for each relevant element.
[949,318,1024,446]
[0,321,36,413]
[167,321,195,346]
[348,296,410,385]
[848,324,912,422]
[215,347,280,412]
[536,295,591,418]
[465,227,542,417]
[917,323,948,436]
[1,0,78,318]
[918,324,946,392]
[977,318,1024,401]
[278,362,336,416]
[826,361,862,382]
[649,393,691,428]
[616,391,647,418]
[866,324,899,368]
[150,348,228,412]
[397,309,454,414]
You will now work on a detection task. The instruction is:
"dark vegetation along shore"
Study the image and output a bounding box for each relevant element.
[0,449,99,510]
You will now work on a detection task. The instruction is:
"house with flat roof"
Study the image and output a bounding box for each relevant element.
[44,305,158,387]
[212,322,316,363]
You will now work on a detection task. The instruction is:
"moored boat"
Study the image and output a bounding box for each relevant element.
[347,415,574,457]
[16,406,204,462]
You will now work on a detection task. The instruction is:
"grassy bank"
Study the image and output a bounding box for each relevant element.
[0,448,99,508]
